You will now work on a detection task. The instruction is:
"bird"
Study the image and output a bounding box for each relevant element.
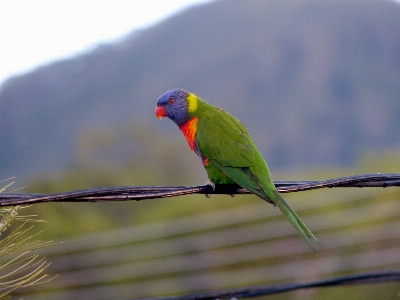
[155,88,320,250]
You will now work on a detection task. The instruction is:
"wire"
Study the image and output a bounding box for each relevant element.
[136,270,400,300]
[1,173,399,206]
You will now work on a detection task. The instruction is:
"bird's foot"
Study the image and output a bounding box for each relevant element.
[205,179,215,191]
[205,179,215,198]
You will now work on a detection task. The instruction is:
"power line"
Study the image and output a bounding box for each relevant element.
[137,270,400,300]
[1,173,400,206]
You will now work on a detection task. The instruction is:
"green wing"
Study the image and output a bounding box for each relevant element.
[196,109,255,165]
[196,108,274,202]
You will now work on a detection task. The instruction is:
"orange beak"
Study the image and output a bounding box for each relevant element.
[155,106,167,120]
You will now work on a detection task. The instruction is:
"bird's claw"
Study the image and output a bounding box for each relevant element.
[206,179,215,191]
[205,180,215,198]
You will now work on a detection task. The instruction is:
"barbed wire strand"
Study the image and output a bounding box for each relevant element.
[1,173,400,207]
[136,270,400,300]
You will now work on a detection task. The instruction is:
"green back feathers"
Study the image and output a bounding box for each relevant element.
[191,93,275,202]
[183,92,319,250]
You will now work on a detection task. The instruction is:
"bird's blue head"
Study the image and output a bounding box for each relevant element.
[155,88,191,126]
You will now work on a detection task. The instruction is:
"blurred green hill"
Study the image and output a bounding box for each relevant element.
[1,0,400,182]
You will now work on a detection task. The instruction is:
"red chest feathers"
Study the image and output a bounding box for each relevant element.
[179,117,198,151]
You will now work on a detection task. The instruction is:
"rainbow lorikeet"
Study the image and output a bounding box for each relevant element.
[155,88,320,250]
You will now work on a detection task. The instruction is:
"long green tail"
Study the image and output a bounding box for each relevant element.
[271,189,321,251]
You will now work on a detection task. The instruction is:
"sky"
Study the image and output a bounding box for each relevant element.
[0,0,213,85]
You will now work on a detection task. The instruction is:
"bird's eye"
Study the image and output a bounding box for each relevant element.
[168,98,175,104]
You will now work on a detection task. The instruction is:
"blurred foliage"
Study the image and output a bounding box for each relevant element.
[29,122,204,191]
[25,122,209,239]
[355,149,400,174]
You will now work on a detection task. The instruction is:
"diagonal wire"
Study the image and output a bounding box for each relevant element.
[136,270,400,300]
[1,173,400,206]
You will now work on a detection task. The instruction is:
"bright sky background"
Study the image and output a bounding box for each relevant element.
[0,0,213,85]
